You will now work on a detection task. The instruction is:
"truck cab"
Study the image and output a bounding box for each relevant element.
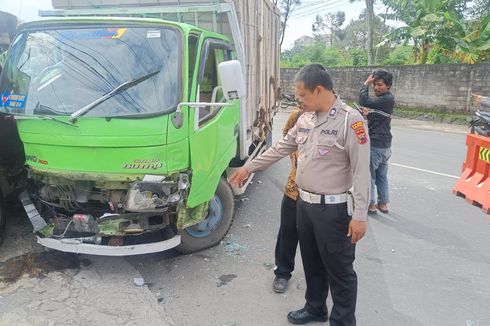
[0,1,280,255]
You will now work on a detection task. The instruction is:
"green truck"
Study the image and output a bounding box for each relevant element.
[0,0,280,255]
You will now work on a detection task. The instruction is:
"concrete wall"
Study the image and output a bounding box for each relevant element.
[281,63,490,112]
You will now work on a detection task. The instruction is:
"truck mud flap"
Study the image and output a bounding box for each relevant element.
[19,190,47,232]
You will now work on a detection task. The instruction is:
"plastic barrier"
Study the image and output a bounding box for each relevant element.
[453,133,490,214]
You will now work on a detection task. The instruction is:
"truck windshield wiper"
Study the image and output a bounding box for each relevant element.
[69,70,160,123]
[40,115,79,128]
[33,101,64,116]
[29,102,77,127]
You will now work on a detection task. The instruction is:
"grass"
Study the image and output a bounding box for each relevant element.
[344,100,473,125]
[392,107,473,125]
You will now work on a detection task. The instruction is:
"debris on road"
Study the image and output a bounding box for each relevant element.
[133,277,145,287]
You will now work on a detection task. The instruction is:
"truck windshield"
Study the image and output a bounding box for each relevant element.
[0,26,181,117]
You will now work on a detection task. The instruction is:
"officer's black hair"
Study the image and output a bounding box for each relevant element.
[372,69,393,87]
[295,64,334,92]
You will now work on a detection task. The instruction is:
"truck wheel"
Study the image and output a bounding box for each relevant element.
[176,178,234,254]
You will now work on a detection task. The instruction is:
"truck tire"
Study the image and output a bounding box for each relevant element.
[176,178,234,254]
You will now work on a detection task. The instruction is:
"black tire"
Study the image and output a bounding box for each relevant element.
[176,178,235,254]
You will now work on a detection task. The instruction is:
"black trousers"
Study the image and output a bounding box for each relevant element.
[297,198,357,326]
[274,195,299,280]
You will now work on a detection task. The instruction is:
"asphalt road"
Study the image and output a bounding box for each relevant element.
[1,111,489,326]
[127,112,489,326]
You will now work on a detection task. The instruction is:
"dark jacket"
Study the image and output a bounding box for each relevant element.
[359,85,395,148]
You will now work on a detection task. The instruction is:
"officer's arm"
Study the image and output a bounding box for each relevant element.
[244,125,299,173]
[345,115,370,221]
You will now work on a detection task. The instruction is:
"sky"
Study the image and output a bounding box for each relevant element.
[0,0,391,49]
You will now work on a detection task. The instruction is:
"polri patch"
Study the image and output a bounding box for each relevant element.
[351,121,368,144]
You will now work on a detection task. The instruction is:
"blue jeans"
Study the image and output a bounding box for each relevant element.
[370,146,391,205]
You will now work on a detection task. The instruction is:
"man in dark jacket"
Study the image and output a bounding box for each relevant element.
[359,69,394,215]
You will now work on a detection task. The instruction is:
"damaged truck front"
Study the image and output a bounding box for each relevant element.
[0,0,280,255]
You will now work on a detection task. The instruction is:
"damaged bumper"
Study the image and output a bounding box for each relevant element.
[37,235,181,256]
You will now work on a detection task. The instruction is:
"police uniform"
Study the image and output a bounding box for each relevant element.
[245,97,370,326]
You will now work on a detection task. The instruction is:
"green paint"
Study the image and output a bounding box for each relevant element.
[4,18,239,237]
[37,224,55,238]
[187,102,240,208]
[177,201,209,229]
[98,219,128,236]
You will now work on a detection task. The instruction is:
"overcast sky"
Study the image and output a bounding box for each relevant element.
[0,0,390,49]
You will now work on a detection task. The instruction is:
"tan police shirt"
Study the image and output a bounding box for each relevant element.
[244,97,370,221]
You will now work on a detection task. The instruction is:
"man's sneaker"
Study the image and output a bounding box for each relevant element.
[368,204,377,215]
[377,203,389,214]
[272,277,288,293]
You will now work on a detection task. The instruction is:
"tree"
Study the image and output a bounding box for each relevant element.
[381,0,469,64]
[273,0,302,48]
[280,42,351,68]
[383,46,414,65]
[349,0,376,64]
[437,12,490,63]
[312,11,346,45]
[336,11,392,63]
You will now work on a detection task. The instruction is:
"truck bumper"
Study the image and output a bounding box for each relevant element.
[36,235,181,256]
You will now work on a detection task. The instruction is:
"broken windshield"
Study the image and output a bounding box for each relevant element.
[0,25,181,117]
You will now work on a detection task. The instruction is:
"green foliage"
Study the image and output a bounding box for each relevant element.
[381,0,489,64]
[436,12,490,63]
[281,0,489,67]
[427,47,456,64]
[312,11,346,45]
[281,42,352,67]
[393,107,471,125]
[348,48,368,66]
[383,46,414,65]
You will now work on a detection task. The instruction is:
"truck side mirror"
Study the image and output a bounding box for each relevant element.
[218,60,245,101]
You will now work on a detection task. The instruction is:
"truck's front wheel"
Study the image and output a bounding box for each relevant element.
[176,178,234,254]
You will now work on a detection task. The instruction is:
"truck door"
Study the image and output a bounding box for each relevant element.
[187,39,239,207]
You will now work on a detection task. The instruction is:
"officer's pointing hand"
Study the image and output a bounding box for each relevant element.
[229,167,250,187]
[347,220,367,244]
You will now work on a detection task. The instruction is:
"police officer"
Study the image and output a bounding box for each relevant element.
[229,64,370,326]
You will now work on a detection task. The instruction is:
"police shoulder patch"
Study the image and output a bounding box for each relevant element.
[350,120,368,144]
